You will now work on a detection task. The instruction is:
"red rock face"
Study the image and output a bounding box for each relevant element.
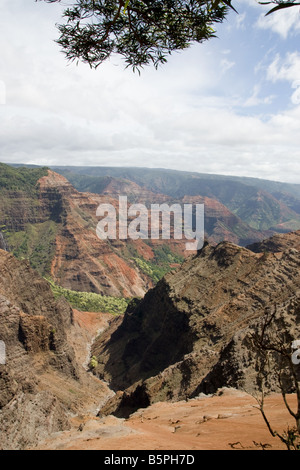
[37,171,189,296]
[38,171,152,297]
[36,170,271,297]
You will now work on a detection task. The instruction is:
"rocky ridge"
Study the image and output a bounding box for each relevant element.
[92,232,300,418]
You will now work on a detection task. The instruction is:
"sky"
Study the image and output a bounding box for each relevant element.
[1,0,300,183]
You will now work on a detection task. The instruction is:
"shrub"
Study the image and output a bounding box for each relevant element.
[46,278,130,315]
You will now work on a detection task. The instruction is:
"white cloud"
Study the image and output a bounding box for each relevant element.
[256,7,300,39]
[291,80,300,104]
[236,12,247,29]
[0,81,5,105]
[0,0,300,183]
[267,52,300,83]
[266,52,300,105]
[244,84,275,107]
[220,58,235,74]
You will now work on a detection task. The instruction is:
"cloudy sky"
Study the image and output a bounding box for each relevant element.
[1,0,300,183]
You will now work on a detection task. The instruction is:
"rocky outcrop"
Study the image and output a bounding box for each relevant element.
[0,249,78,372]
[79,174,270,247]
[43,171,271,297]
[0,249,107,450]
[93,234,300,418]
[199,294,300,394]
[0,166,158,297]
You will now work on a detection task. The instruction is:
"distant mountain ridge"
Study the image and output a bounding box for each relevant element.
[3,163,300,299]
[53,165,300,233]
[9,163,300,234]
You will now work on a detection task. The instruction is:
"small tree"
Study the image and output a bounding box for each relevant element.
[39,0,233,72]
[89,355,98,370]
[39,1,300,71]
[250,303,300,450]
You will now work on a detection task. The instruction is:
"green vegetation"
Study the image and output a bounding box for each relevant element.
[54,165,300,201]
[51,171,113,195]
[153,245,184,266]
[133,245,184,284]
[0,163,58,276]
[89,356,98,370]
[47,278,130,315]
[5,221,59,276]
[0,163,48,194]
[45,0,229,72]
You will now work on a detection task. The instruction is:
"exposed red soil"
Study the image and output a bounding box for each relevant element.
[27,310,297,451]
[72,309,113,336]
[35,389,297,450]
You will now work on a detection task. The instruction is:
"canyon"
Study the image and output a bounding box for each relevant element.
[91,231,300,418]
[0,229,300,449]
[1,163,288,299]
[1,163,300,450]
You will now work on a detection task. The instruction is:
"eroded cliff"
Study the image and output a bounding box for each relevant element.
[0,249,109,450]
[92,235,300,417]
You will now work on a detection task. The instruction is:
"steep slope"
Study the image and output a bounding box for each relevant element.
[2,163,270,298]
[38,171,151,297]
[182,195,269,246]
[86,173,270,246]
[53,168,271,247]
[0,249,112,450]
[38,170,190,297]
[0,164,63,275]
[0,165,185,297]
[92,232,300,418]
